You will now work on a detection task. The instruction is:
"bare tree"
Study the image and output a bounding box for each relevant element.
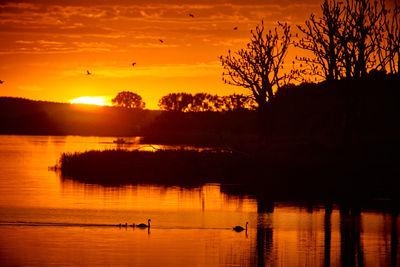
[296,0,344,81]
[220,21,292,110]
[297,0,391,80]
[383,1,400,74]
[341,0,386,77]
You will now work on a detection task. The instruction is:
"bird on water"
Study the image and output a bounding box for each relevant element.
[137,219,151,228]
[233,222,248,232]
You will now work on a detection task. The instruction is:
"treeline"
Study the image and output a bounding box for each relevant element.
[158,93,256,112]
[141,72,400,148]
[110,91,256,112]
[0,97,159,136]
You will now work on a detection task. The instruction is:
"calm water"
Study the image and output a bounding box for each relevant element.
[0,135,398,266]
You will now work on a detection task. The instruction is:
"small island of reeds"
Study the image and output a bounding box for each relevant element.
[58,144,400,203]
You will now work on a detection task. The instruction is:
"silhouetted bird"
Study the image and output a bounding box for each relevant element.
[132,62,136,67]
[0,80,4,84]
[233,222,248,232]
[137,219,151,228]
[86,70,91,75]
[233,27,238,30]
[189,13,194,18]
[159,39,164,43]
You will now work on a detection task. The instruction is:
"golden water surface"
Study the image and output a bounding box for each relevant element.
[0,135,398,266]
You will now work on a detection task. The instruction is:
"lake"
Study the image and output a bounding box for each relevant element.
[0,135,398,266]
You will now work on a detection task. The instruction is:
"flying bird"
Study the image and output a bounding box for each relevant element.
[86,70,91,75]
[0,80,4,84]
[189,13,194,18]
[132,62,136,67]
[233,27,238,30]
[159,39,164,43]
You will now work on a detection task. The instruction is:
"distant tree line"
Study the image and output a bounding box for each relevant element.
[158,92,256,112]
[111,91,256,112]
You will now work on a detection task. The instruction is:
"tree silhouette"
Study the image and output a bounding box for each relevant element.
[221,94,257,111]
[296,0,343,80]
[158,93,193,112]
[111,91,145,109]
[342,0,386,78]
[382,1,400,74]
[158,92,257,112]
[220,20,292,110]
[191,93,221,112]
[297,0,391,80]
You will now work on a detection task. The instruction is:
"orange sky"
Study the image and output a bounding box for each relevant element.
[0,0,322,109]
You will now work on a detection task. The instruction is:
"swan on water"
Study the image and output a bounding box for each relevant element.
[233,222,248,232]
[137,219,151,228]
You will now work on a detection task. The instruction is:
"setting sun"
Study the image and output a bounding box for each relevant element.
[70,96,109,106]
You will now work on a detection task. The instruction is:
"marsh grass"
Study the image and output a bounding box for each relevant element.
[58,145,400,202]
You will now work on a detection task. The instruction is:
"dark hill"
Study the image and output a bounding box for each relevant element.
[0,97,160,136]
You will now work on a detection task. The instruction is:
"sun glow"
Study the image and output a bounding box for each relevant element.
[70,96,109,106]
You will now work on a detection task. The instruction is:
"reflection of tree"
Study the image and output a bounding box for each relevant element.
[255,211,274,266]
[340,206,365,267]
[324,204,333,267]
[112,91,145,109]
[391,211,398,267]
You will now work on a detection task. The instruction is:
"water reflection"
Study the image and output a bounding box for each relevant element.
[0,135,399,266]
[340,206,364,267]
[60,179,257,212]
[325,204,332,267]
[391,212,399,267]
[255,212,273,266]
